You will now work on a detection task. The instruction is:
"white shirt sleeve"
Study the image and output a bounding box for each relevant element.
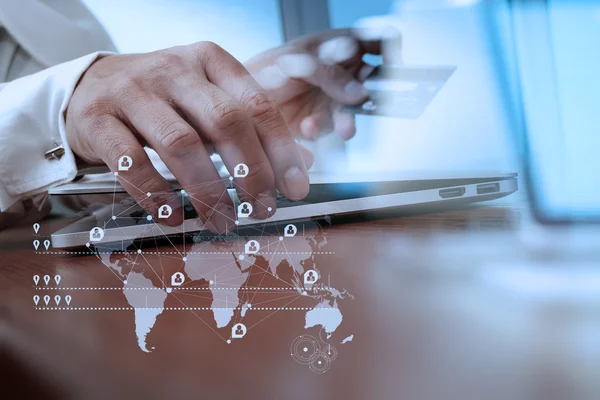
[0,51,113,211]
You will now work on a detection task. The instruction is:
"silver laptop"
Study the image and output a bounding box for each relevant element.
[49,169,517,249]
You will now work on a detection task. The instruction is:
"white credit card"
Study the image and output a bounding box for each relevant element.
[341,65,457,118]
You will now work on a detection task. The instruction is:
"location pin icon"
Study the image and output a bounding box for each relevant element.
[54,275,61,285]
[43,275,50,285]
[54,295,61,305]
[43,240,51,250]
[33,223,40,233]
[33,295,40,305]
[33,240,40,250]
[33,275,40,285]
[43,295,50,305]
[65,295,72,305]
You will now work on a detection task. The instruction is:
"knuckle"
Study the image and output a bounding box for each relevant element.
[132,175,159,197]
[109,76,141,98]
[194,41,222,57]
[87,118,111,140]
[148,52,186,75]
[192,183,226,207]
[156,120,199,151]
[244,159,274,186]
[106,140,143,171]
[192,41,239,74]
[242,91,279,123]
[207,101,248,140]
[79,97,114,120]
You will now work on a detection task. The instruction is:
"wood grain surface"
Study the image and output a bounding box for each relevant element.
[2,205,599,400]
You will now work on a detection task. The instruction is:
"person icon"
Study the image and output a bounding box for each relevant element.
[237,202,253,218]
[233,163,249,178]
[245,240,259,254]
[284,224,297,237]
[232,323,246,339]
[158,205,172,219]
[89,227,104,242]
[304,269,319,288]
[118,155,132,171]
[171,272,185,286]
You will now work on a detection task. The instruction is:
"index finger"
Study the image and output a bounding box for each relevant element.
[199,44,310,202]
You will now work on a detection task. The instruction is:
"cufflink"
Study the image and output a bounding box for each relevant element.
[45,144,65,160]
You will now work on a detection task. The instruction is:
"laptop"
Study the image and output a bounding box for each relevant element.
[49,168,517,249]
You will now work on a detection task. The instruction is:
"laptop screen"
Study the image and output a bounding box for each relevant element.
[511,0,600,221]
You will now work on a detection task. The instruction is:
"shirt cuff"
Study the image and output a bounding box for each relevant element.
[0,51,114,211]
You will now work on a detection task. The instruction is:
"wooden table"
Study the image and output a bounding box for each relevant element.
[2,204,600,400]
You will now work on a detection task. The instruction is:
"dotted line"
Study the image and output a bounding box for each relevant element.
[35,251,334,255]
[34,287,299,291]
[176,287,296,291]
[34,307,338,311]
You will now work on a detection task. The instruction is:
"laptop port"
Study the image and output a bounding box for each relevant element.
[439,187,466,199]
[476,182,500,195]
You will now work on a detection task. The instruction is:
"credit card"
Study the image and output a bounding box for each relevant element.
[341,65,457,118]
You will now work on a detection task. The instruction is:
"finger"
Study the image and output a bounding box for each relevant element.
[333,111,356,141]
[352,21,402,64]
[301,108,356,141]
[358,63,377,82]
[380,28,403,65]
[170,75,276,219]
[317,36,360,65]
[88,117,183,226]
[276,53,319,79]
[197,42,310,202]
[296,142,315,170]
[124,96,235,234]
[291,28,385,54]
[300,112,334,140]
[351,19,401,50]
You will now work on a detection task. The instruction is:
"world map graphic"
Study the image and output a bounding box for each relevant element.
[90,198,354,373]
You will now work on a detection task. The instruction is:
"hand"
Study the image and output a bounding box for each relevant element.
[66,42,311,234]
[245,29,389,141]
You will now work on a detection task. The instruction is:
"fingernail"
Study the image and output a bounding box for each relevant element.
[301,118,319,140]
[344,80,369,103]
[318,37,359,64]
[277,54,318,78]
[284,166,310,200]
[207,203,234,234]
[335,115,356,141]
